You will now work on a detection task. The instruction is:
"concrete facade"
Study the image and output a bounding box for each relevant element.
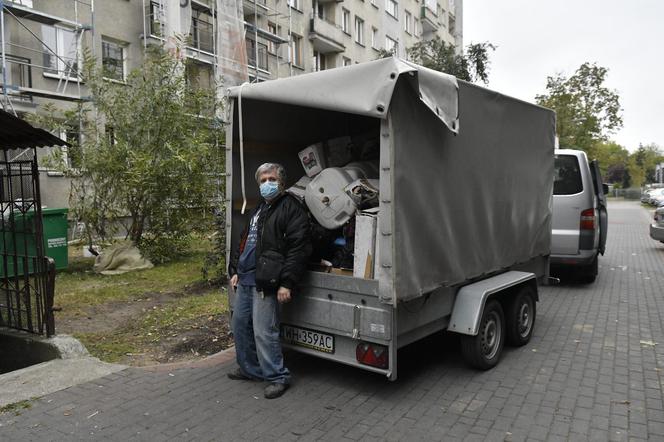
[1,0,462,208]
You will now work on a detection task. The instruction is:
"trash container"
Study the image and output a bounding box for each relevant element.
[0,208,69,278]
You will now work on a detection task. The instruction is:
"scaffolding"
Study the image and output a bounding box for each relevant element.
[0,0,94,116]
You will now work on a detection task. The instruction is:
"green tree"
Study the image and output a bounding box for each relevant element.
[33,47,223,262]
[627,143,664,187]
[590,141,629,181]
[536,62,623,153]
[383,37,495,84]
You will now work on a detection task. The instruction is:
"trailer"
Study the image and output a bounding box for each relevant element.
[226,57,555,380]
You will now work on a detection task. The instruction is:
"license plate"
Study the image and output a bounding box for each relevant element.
[281,325,334,354]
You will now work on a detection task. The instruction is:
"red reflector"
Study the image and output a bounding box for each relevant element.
[356,342,389,369]
[580,208,595,230]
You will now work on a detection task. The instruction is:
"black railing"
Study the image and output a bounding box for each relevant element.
[0,156,55,336]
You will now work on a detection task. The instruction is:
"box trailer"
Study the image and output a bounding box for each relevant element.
[226,58,555,380]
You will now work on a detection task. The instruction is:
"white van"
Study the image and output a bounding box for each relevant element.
[551,149,608,283]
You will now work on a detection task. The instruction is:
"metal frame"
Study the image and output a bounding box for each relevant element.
[0,148,55,336]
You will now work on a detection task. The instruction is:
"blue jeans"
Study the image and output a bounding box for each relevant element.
[231,285,290,384]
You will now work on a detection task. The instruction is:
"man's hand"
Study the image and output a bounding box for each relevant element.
[277,286,291,303]
[230,274,238,291]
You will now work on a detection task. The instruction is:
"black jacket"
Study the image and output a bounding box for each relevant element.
[229,193,312,293]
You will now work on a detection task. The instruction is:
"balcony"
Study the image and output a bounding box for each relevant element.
[243,0,268,17]
[420,5,439,33]
[309,16,345,54]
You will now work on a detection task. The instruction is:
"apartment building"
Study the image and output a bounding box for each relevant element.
[245,0,462,80]
[0,0,461,205]
[1,0,462,104]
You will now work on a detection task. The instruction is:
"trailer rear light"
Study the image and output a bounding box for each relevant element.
[580,208,595,230]
[356,342,389,369]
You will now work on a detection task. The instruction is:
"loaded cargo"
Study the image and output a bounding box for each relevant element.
[226,57,555,380]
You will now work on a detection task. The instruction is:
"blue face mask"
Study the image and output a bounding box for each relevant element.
[260,180,280,200]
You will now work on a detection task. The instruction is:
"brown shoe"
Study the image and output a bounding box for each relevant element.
[264,382,289,399]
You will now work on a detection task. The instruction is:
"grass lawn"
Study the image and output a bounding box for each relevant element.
[54,247,232,365]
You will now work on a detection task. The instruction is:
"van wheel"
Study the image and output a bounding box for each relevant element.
[460,300,505,370]
[506,286,536,347]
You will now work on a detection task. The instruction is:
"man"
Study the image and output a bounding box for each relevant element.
[228,163,311,399]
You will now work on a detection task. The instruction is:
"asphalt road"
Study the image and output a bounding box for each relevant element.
[1,199,664,441]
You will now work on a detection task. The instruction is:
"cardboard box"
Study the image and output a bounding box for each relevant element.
[354,210,378,279]
[330,267,353,276]
[298,143,326,177]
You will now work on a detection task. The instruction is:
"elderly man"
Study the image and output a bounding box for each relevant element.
[228,163,312,399]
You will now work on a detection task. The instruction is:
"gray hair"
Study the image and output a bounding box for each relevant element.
[255,163,286,186]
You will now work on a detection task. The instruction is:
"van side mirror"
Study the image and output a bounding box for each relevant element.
[602,183,609,195]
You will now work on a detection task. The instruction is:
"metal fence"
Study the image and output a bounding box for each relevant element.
[0,155,55,336]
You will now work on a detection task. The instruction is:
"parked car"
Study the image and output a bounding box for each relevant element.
[551,149,608,283]
[649,189,664,206]
[642,189,655,204]
[650,206,664,243]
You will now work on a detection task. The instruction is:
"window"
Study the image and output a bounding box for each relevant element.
[247,39,269,70]
[287,0,301,10]
[191,9,214,53]
[289,34,303,67]
[343,57,351,67]
[41,25,79,79]
[342,9,350,34]
[448,15,456,35]
[60,125,81,169]
[385,36,397,55]
[414,18,420,37]
[385,0,398,18]
[312,52,327,71]
[404,10,412,34]
[554,155,583,195]
[101,38,125,81]
[354,17,364,45]
[149,1,165,36]
[267,23,278,54]
[371,27,378,49]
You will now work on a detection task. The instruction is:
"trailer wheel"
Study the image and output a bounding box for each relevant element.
[506,286,536,347]
[460,299,505,370]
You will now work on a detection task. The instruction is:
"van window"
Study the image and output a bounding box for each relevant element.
[554,155,583,195]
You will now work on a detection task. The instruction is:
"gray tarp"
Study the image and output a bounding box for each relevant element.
[229,57,459,133]
[227,57,555,302]
[390,80,554,299]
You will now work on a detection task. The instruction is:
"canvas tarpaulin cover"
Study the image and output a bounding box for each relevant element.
[227,57,555,302]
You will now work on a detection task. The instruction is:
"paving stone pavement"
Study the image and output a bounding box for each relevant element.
[2,200,664,441]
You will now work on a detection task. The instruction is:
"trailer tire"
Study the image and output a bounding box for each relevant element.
[460,299,505,370]
[506,286,536,347]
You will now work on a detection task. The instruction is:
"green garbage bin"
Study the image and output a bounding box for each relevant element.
[0,208,69,278]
